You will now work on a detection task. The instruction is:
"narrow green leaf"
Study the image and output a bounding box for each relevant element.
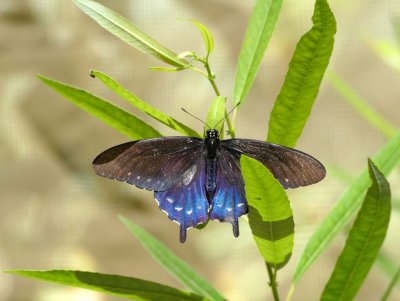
[233,0,283,106]
[148,66,185,72]
[73,0,187,68]
[292,132,400,286]
[205,96,226,138]
[38,76,162,140]
[240,156,294,269]
[267,0,336,147]
[368,39,400,72]
[321,159,391,301]
[177,51,196,59]
[183,19,214,56]
[381,266,400,301]
[376,252,400,282]
[91,70,201,138]
[327,71,397,139]
[120,216,226,301]
[7,270,208,301]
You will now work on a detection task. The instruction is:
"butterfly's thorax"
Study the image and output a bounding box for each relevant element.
[205,129,219,159]
[205,129,220,200]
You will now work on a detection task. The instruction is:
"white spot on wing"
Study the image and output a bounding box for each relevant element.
[128,172,132,176]
[186,210,193,215]
[227,207,232,212]
[166,197,174,204]
[237,203,244,207]
[182,165,197,186]
[284,178,289,182]
[175,206,183,211]
[137,176,141,180]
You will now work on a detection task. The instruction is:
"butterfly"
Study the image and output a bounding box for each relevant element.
[93,129,326,243]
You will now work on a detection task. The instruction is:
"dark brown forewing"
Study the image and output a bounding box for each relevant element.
[93,137,205,191]
[221,139,326,189]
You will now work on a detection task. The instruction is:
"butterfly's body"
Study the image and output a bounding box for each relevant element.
[205,129,219,200]
[205,158,217,199]
[93,129,325,243]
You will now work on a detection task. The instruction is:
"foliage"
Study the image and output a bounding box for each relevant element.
[7,0,399,300]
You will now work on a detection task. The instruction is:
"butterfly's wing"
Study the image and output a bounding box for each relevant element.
[221,139,326,189]
[93,137,204,191]
[209,148,248,237]
[155,157,209,243]
[93,137,209,243]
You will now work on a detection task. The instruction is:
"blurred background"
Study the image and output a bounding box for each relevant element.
[1,0,399,300]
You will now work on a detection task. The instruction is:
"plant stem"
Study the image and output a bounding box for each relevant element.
[266,263,280,301]
[203,60,236,138]
[189,57,236,138]
[204,62,220,96]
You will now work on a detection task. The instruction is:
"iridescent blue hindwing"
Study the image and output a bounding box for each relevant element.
[209,147,248,236]
[154,156,209,243]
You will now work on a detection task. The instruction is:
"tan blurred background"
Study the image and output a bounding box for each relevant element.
[1,0,399,300]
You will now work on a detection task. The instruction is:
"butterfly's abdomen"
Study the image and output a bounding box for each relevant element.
[206,158,217,200]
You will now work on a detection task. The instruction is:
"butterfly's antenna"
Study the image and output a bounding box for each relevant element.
[212,102,240,129]
[181,108,212,129]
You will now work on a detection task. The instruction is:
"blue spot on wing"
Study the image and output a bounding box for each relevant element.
[209,149,248,237]
[154,159,209,243]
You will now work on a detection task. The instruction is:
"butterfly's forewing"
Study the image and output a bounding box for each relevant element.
[93,137,204,191]
[221,139,326,189]
[155,158,209,243]
[209,148,248,236]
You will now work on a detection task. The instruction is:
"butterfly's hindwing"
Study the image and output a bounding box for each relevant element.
[92,137,204,191]
[155,157,209,243]
[221,139,326,188]
[209,148,248,236]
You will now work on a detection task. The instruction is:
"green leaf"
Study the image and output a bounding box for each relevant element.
[90,70,201,138]
[240,156,294,269]
[267,0,336,147]
[177,51,196,59]
[327,71,397,139]
[148,66,186,72]
[205,96,226,138]
[321,159,391,301]
[381,266,400,301]
[119,216,226,301]
[292,132,400,286]
[183,19,214,57]
[233,0,283,106]
[368,39,400,72]
[38,76,162,140]
[73,0,188,68]
[7,270,209,301]
[376,252,400,283]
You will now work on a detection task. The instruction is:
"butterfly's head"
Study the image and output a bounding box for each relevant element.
[206,129,219,139]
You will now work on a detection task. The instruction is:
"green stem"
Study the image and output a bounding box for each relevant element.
[204,60,236,138]
[266,263,280,301]
[204,62,220,96]
[189,56,236,138]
